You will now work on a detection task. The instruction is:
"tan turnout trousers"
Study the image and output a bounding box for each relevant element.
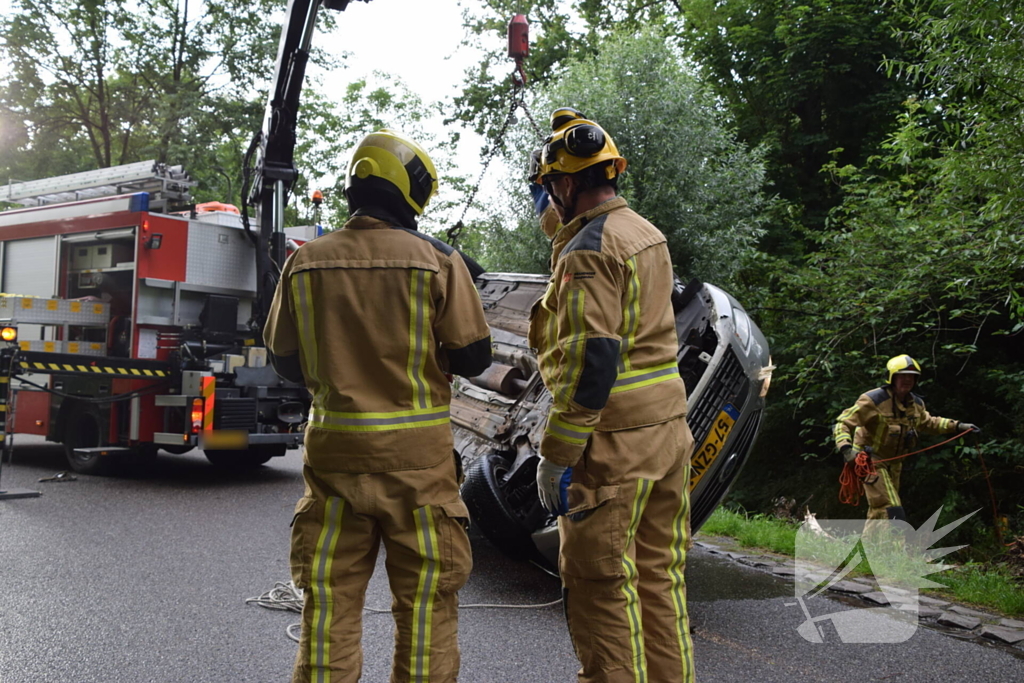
[560,417,696,683]
[290,456,471,683]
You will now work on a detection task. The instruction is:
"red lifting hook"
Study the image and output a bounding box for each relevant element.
[507,13,529,86]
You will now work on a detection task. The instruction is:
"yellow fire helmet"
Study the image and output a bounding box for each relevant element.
[536,111,627,183]
[344,129,438,217]
[886,354,922,384]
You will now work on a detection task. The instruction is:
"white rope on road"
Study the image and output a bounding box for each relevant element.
[247,580,563,643]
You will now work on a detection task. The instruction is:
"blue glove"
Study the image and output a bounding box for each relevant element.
[536,457,572,516]
[529,183,551,217]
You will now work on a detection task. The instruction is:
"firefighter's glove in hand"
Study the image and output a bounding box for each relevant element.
[840,445,856,463]
[537,457,572,516]
[960,422,981,434]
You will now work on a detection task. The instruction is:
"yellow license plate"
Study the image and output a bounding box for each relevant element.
[201,430,249,450]
[689,403,739,492]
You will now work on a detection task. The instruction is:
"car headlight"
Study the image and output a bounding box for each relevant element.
[732,305,751,349]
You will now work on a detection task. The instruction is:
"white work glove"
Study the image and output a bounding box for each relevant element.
[536,457,572,516]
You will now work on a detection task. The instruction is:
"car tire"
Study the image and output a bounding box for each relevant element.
[461,453,544,562]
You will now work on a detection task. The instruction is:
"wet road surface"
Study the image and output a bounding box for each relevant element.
[1,437,1021,682]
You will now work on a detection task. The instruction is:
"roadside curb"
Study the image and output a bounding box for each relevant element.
[694,535,1024,651]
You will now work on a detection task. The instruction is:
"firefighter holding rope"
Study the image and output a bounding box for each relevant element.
[834,354,980,527]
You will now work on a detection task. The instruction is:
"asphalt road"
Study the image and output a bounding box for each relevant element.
[1,437,1021,682]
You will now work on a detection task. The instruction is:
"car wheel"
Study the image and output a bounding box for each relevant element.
[62,404,116,476]
[461,453,545,562]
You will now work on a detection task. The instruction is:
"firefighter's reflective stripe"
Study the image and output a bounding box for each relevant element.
[410,505,441,682]
[611,361,680,395]
[669,465,695,681]
[618,255,640,373]
[938,417,954,431]
[538,282,559,386]
[545,413,594,446]
[310,497,345,682]
[310,406,450,433]
[834,404,858,447]
[878,468,901,506]
[558,288,586,407]
[407,270,432,411]
[292,271,322,404]
[622,479,653,683]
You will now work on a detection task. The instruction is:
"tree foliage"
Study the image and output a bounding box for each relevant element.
[0,0,350,208]
[737,0,1024,546]
[676,0,914,252]
[467,28,768,284]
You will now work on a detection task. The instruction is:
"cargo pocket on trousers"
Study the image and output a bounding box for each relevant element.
[289,496,317,590]
[437,499,472,594]
[560,484,624,580]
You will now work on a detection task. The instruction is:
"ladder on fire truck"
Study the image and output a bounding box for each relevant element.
[1,160,197,212]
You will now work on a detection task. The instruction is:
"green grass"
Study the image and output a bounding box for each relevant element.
[931,564,1024,616]
[699,508,798,556]
[697,508,1024,617]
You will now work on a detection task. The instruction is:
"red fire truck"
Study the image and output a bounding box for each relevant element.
[0,161,312,474]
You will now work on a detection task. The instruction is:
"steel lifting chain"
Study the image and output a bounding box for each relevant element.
[445,83,545,248]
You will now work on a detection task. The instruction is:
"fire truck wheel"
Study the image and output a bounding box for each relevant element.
[161,445,194,455]
[62,405,118,476]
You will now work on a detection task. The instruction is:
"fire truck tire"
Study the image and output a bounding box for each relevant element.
[62,405,117,476]
[160,445,194,455]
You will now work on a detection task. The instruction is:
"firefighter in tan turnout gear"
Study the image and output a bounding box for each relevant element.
[264,130,492,683]
[834,354,979,525]
[530,109,696,683]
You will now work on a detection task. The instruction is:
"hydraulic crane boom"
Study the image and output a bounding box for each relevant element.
[244,0,373,336]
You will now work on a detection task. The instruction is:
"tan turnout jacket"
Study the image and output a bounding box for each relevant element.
[834,386,960,461]
[264,214,491,473]
[529,197,687,467]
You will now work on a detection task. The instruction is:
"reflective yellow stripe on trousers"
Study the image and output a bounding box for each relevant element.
[622,479,654,683]
[668,465,695,682]
[410,505,441,682]
[310,497,345,682]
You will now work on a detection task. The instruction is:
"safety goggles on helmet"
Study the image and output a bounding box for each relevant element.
[885,354,922,384]
[535,112,627,183]
[344,129,438,216]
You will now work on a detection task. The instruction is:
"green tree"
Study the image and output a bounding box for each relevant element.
[475,28,768,284]
[676,0,914,254]
[0,0,326,206]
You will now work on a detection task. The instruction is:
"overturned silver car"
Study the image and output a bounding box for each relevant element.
[452,274,772,569]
